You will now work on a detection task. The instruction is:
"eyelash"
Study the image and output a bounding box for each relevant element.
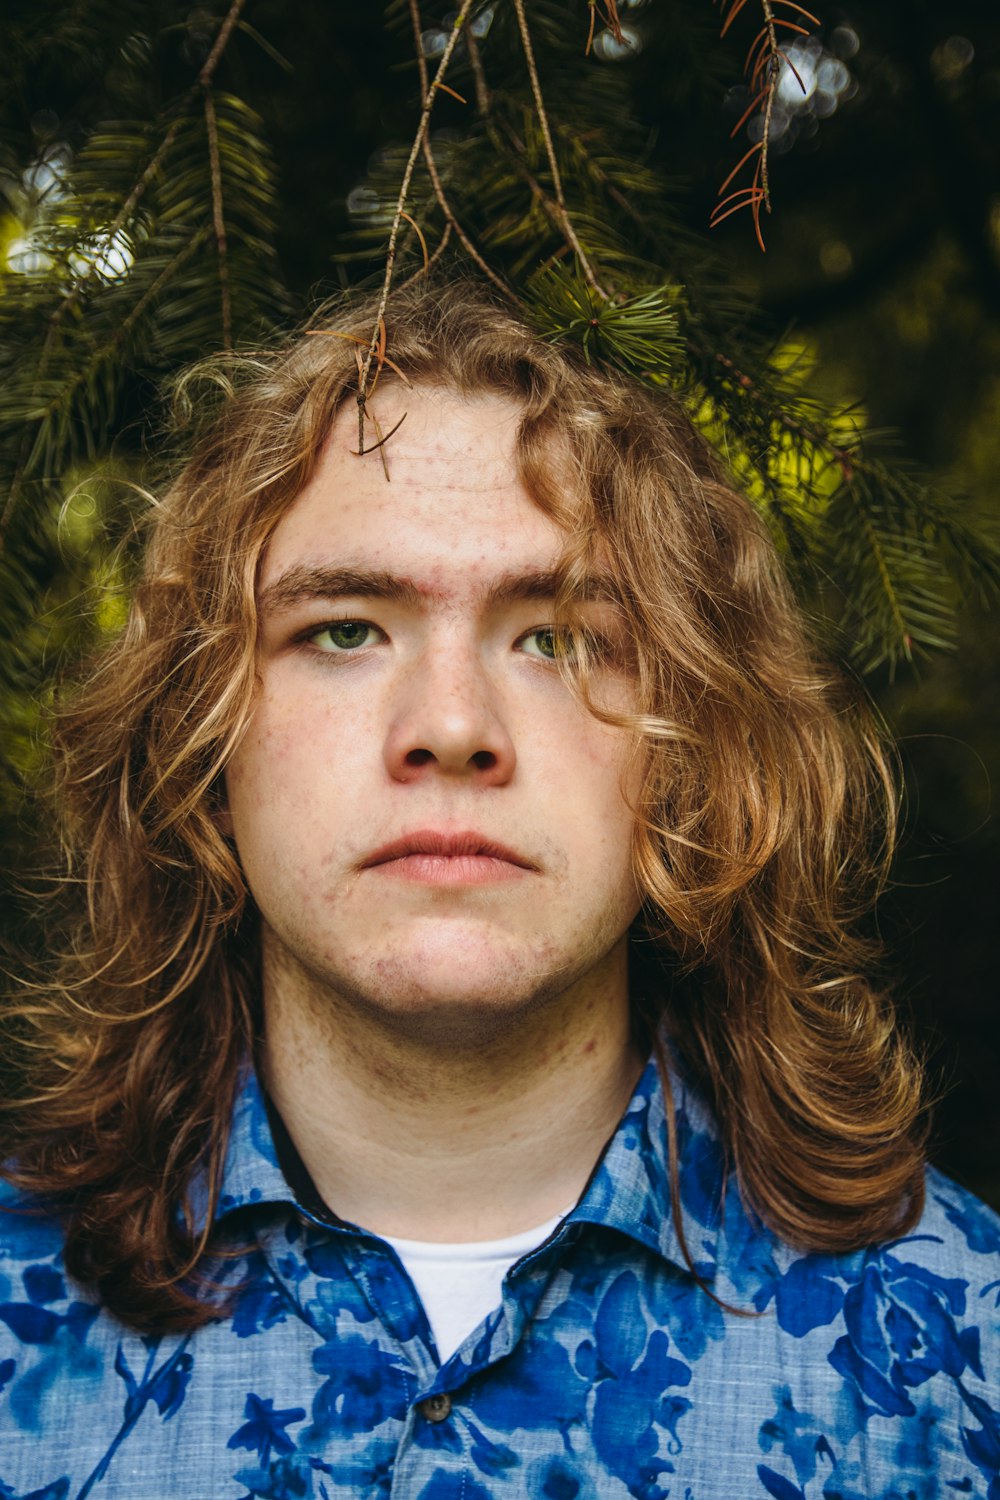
[305,620,386,654]
[299,619,573,661]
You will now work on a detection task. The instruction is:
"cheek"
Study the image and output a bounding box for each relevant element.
[224,718,309,851]
[556,723,638,864]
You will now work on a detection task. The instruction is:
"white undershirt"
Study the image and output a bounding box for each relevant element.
[382,1211,567,1363]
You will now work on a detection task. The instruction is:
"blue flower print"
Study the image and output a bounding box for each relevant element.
[957,1385,1000,1498]
[642,1267,724,1363]
[21,1268,65,1307]
[3,1057,999,1498]
[523,1453,602,1500]
[769,1253,852,1338]
[234,1456,310,1500]
[67,1338,194,1498]
[935,1185,1000,1259]
[233,1257,293,1340]
[585,1271,693,1496]
[307,1332,408,1443]
[0,1290,102,1434]
[757,1466,808,1500]
[228,1392,306,1466]
[829,1248,980,1420]
[758,1385,837,1494]
[0,1482,70,1500]
[415,1470,493,1500]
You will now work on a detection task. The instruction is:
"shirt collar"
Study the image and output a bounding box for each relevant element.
[203,1046,730,1281]
[565,1050,725,1279]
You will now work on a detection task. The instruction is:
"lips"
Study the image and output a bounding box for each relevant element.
[359,830,537,885]
[362,830,537,871]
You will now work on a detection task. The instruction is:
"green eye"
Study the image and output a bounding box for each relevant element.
[311,621,382,652]
[521,627,574,660]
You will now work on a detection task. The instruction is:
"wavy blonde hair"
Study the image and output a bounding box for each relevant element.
[1,276,925,1331]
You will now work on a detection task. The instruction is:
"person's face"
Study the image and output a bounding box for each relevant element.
[224,383,643,1038]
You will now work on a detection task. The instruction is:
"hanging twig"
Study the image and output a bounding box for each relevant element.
[405,0,514,301]
[399,209,429,274]
[198,0,249,85]
[585,0,625,57]
[306,328,413,387]
[422,219,453,277]
[465,23,491,114]
[358,0,478,453]
[710,0,820,250]
[203,89,232,349]
[352,411,408,458]
[511,0,608,299]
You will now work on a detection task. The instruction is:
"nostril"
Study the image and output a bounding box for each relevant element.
[471,750,497,771]
[404,749,434,767]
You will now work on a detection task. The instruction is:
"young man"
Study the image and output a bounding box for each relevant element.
[1,279,997,1498]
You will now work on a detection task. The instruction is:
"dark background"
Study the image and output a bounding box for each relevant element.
[1,0,997,1204]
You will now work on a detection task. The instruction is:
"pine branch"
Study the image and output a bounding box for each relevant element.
[406,0,513,300]
[203,89,232,349]
[710,0,821,250]
[0,0,252,555]
[511,0,607,298]
[358,0,479,447]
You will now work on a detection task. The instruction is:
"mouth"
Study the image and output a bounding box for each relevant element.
[360,830,537,886]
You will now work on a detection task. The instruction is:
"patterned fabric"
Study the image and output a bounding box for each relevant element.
[2,1052,999,1499]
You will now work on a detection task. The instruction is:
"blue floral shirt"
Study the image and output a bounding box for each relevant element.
[2,1054,999,1500]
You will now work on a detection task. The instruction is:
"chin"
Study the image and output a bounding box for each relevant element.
[371,953,546,1009]
[357,922,562,1013]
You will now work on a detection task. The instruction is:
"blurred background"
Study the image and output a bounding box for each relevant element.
[1,0,997,1204]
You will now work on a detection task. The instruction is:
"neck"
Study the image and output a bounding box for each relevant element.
[260,940,644,1242]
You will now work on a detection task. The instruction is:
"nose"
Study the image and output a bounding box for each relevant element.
[383,636,516,786]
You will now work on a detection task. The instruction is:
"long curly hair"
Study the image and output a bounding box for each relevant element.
[1,276,926,1332]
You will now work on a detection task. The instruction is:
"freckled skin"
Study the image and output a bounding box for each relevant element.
[226,386,641,1035]
[223,384,646,1238]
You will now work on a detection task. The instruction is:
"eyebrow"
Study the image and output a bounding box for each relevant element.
[258,564,618,616]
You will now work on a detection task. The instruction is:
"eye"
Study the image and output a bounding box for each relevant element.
[308,620,385,653]
[518,626,575,661]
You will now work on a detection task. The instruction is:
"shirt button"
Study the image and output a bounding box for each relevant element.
[418,1393,452,1423]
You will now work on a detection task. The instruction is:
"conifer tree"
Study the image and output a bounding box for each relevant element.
[1,0,997,952]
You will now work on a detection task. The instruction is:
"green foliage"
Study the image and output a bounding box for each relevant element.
[527,267,684,375]
[347,1,1000,675]
[1,0,998,887]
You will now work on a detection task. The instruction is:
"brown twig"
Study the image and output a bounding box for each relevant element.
[396,221,453,291]
[710,0,820,251]
[424,219,453,276]
[197,0,249,86]
[465,23,491,114]
[352,411,408,458]
[512,0,608,299]
[399,209,429,274]
[306,329,413,387]
[359,0,478,454]
[405,0,514,301]
[203,89,232,349]
[757,1,779,212]
[585,0,625,57]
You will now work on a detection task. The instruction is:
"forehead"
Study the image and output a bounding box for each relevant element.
[259,384,568,597]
